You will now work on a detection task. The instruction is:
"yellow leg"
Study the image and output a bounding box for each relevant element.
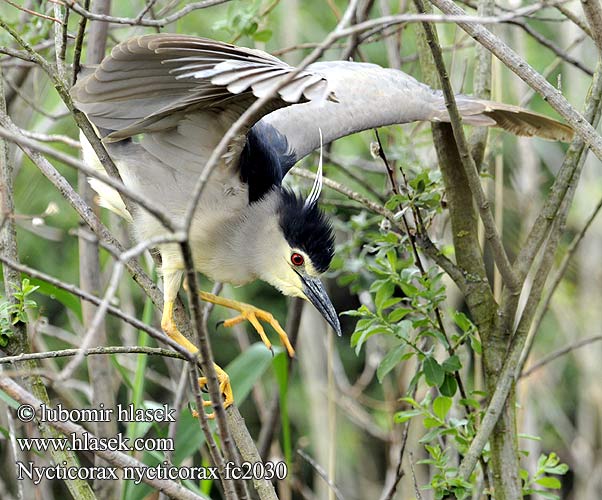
[199,291,295,358]
[161,300,234,417]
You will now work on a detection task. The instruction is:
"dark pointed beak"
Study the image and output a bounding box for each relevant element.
[300,275,341,336]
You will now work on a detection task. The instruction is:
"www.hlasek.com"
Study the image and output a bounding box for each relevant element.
[17,460,288,485]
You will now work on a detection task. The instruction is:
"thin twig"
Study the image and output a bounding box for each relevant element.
[18,129,80,148]
[3,0,62,23]
[297,449,346,500]
[414,0,518,292]
[430,0,602,160]
[0,254,194,359]
[520,335,602,378]
[64,0,230,26]
[0,345,190,365]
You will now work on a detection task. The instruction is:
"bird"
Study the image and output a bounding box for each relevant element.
[71,34,573,413]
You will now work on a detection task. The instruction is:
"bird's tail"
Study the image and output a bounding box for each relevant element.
[80,132,133,222]
[429,95,574,142]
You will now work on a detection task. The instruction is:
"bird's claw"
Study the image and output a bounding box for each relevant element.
[222,305,295,358]
[192,369,234,420]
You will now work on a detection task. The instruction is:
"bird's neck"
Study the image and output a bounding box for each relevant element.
[201,189,283,285]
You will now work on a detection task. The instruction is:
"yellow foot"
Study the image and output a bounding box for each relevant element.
[223,305,295,358]
[199,291,295,358]
[192,364,234,419]
[161,300,235,419]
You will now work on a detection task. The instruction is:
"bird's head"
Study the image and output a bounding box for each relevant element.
[253,157,340,336]
[269,188,340,335]
[248,128,340,335]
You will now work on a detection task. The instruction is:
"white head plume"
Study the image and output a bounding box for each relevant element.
[304,128,323,208]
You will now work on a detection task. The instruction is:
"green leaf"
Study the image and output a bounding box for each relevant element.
[545,464,569,475]
[399,281,418,296]
[439,373,458,397]
[226,342,274,403]
[535,477,562,489]
[386,249,397,269]
[399,396,420,408]
[0,388,19,410]
[377,344,405,382]
[442,355,462,373]
[387,308,411,323]
[394,409,422,423]
[273,352,292,465]
[433,396,452,420]
[532,491,560,500]
[423,356,444,387]
[518,433,542,441]
[459,398,480,410]
[29,277,82,321]
[172,410,207,465]
[470,334,482,355]
[423,417,441,429]
[453,311,473,332]
[385,194,405,210]
[381,297,402,310]
[351,325,389,354]
[419,427,443,444]
[253,29,272,42]
[375,281,395,311]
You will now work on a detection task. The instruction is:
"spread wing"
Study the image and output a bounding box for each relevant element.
[258,60,574,170]
[71,34,333,172]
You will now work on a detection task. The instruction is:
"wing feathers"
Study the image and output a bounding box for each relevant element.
[72,34,332,140]
[435,97,574,142]
[260,60,574,168]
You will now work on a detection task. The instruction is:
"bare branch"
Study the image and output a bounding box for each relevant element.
[415,0,518,292]
[430,0,602,160]
[63,0,230,27]
[581,0,602,53]
[297,449,345,500]
[521,335,602,378]
[0,345,189,365]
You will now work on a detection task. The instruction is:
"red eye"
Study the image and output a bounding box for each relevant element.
[291,253,304,266]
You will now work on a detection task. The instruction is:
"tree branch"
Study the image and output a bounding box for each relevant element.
[430,0,602,161]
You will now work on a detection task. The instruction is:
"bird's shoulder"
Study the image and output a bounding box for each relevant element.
[238,122,295,203]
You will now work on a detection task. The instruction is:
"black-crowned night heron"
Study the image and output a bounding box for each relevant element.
[71,34,572,412]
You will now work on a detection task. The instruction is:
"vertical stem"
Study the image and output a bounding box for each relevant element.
[412,4,520,497]
[78,3,117,498]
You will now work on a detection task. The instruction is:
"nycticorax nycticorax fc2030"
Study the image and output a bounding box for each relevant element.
[72,34,573,413]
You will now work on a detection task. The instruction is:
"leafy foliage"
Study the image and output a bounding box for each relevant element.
[0,278,39,347]
[520,452,569,499]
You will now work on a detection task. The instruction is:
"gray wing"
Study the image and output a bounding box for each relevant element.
[71,34,332,171]
[259,60,574,167]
